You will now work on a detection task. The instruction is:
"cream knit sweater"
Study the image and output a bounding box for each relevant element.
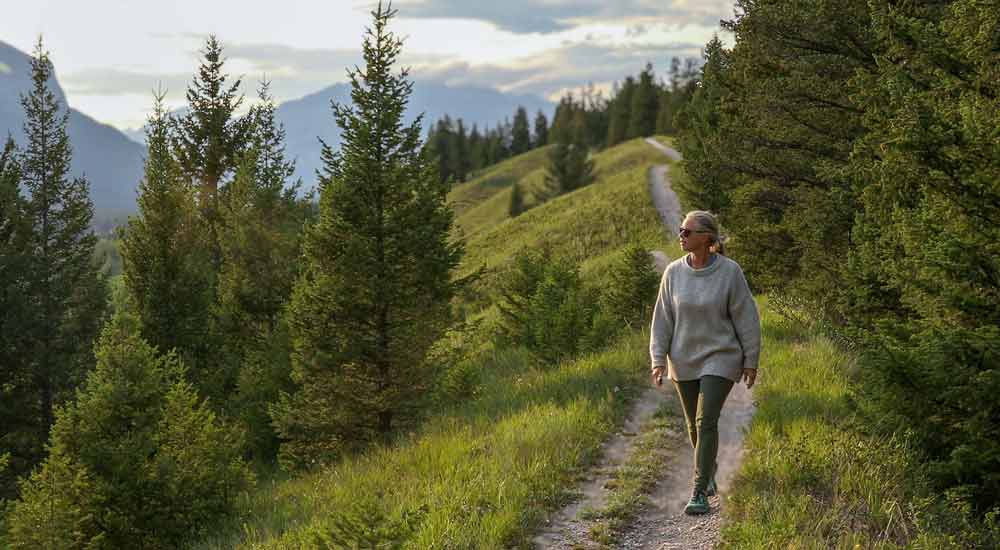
[649,254,761,382]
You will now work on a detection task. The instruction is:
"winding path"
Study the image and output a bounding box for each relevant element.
[532,138,757,549]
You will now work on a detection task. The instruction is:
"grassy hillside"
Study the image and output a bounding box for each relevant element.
[456,138,674,309]
[447,145,553,231]
[190,137,680,548]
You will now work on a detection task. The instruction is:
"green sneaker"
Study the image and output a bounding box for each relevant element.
[684,489,710,515]
[706,475,718,497]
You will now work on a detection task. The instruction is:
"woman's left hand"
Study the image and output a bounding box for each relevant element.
[742,368,757,389]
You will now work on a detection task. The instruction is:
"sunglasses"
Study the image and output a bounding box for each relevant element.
[678,227,709,237]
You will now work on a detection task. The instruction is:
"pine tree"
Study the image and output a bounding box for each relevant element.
[171,35,250,267]
[511,105,531,155]
[18,38,106,447]
[5,313,252,548]
[847,0,1000,513]
[508,181,525,217]
[452,118,470,182]
[0,137,33,499]
[533,110,549,149]
[600,244,660,329]
[627,63,658,139]
[272,2,464,468]
[545,140,595,194]
[122,92,215,392]
[468,124,485,172]
[606,76,635,146]
[216,81,308,457]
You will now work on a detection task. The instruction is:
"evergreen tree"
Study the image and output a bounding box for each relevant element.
[674,38,732,213]
[18,38,106,448]
[510,106,531,155]
[606,76,635,146]
[627,63,658,139]
[216,81,308,458]
[428,116,454,184]
[544,140,595,194]
[468,124,485,172]
[600,244,660,329]
[847,0,1000,513]
[121,92,216,395]
[452,118,470,182]
[5,313,253,549]
[548,95,575,145]
[0,137,33,499]
[508,181,525,217]
[532,110,549,149]
[272,2,464,468]
[171,35,250,267]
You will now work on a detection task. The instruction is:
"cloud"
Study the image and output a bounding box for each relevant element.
[414,40,704,99]
[394,0,733,34]
[62,42,449,106]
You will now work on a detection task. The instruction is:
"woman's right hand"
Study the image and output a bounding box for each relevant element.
[651,366,665,387]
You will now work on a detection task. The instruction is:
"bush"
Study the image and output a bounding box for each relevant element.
[4,314,254,549]
[599,243,660,330]
[497,248,598,363]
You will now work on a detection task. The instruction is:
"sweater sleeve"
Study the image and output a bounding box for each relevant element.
[728,264,761,371]
[649,268,673,369]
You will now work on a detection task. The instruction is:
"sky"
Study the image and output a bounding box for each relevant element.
[1,0,735,131]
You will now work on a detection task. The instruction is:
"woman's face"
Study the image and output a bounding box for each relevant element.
[678,219,711,253]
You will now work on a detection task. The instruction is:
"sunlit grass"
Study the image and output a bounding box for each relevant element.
[193,334,651,549]
[720,300,925,549]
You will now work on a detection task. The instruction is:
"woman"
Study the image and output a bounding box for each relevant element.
[649,210,761,515]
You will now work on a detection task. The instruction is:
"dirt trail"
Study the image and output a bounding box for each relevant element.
[532,139,757,549]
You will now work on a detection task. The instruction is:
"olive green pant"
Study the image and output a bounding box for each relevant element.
[673,375,734,493]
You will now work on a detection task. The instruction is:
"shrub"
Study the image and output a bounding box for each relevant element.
[599,243,660,330]
[497,248,598,363]
[4,314,253,549]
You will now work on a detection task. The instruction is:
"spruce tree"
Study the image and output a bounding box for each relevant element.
[468,124,485,172]
[5,313,252,548]
[545,140,595,194]
[533,110,549,149]
[848,0,1000,512]
[121,92,215,395]
[606,76,635,146]
[18,39,106,444]
[452,118,470,182]
[272,2,463,468]
[216,81,308,457]
[0,137,33,498]
[171,35,250,268]
[508,181,525,217]
[511,105,531,155]
[627,63,658,139]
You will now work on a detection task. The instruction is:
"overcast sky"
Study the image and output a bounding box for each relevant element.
[2,0,735,130]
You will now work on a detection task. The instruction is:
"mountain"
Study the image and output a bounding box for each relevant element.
[0,41,145,215]
[276,81,555,186]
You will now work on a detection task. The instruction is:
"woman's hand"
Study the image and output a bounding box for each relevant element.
[651,366,665,387]
[742,368,757,389]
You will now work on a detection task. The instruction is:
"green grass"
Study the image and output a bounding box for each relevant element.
[457,138,678,309]
[448,145,553,234]
[719,300,980,549]
[193,334,650,549]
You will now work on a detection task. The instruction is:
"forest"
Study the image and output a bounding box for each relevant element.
[1,0,998,547]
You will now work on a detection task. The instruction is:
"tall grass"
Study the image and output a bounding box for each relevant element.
[193,334,650,549]
[721,300,998,549]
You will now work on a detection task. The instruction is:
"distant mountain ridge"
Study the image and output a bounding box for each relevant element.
[2,40,555,213]
[0,41,146,215]
[276,81,555,186]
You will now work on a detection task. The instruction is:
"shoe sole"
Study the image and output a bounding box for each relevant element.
[684,505,710,515]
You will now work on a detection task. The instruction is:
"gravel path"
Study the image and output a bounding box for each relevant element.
[532,139,757,549]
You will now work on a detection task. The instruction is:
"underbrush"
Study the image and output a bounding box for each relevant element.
[722,301,1000,549]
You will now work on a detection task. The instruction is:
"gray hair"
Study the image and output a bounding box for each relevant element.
[683,210,726,255]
